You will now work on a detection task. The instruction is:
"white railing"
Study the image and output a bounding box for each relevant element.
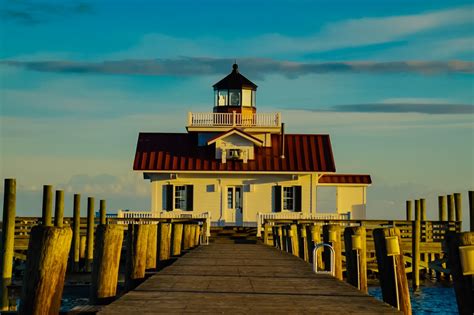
[256,212,351,237]
[187,112,281,128]
[116,210,211,242]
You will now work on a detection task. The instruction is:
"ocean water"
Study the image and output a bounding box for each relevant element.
[369,286,458,314]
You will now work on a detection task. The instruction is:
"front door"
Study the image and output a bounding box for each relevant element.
[227,186,243,226]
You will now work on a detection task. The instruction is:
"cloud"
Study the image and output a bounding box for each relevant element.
[294,103,474,115]
[1,1,92,24]
[110,6,473,59]
[2,58,472,78]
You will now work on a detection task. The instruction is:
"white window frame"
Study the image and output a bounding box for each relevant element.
[174,185,187,210]
[283,186,295,211]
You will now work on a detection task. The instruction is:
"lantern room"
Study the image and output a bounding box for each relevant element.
[213,63,257,115]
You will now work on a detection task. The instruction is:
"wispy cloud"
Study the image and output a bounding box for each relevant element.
[2,57,472,78]
[1,1,92,25]
[294,103,474,115]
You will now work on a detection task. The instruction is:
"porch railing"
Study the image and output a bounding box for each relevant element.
[187,112,281,128]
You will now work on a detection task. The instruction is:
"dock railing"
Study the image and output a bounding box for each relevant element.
[256,212,351,237]
[117,210,212,239]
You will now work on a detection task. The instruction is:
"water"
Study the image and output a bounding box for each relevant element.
[369,286,458,314]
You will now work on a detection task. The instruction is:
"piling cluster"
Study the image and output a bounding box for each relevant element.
[0,178,204,314]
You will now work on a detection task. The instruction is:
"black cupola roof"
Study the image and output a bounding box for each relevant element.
[213,63,258,90]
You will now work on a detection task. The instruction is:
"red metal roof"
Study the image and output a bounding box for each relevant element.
[133,133,336,172]
[319,174,372,185]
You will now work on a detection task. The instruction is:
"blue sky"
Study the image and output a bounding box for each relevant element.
[0,0,473,224]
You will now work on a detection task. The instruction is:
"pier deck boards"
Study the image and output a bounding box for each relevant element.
[99,242,399,314]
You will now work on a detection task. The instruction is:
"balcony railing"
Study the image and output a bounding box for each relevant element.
[187,112,281,128]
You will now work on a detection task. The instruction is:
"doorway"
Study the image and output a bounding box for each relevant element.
[227,186,243,225]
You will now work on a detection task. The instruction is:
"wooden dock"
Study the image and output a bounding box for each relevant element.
[98,239,399,314]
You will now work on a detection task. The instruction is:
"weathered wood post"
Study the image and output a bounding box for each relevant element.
[406,200,412,221]
[1,179,16,311]
[194,224,201,246]
[172,223,184,256]
[146,224,158,269]
[298,224,308,261]
[41,185,53,226]
[19,225,72,314]
[454,193,462,231]
[448,194,455,222]
[80,235,87,261]
[344,226,367,293]
[189,224,196,248]
[86,197,95,272]
[263,223,272,245]
[470,191,474,232]
[158,222,172,261]
[277,226,283,250]
[412,201,421,290]
[90,224,124,304]
[183,224,191,250]
[439,195,447,221]
[323,225,342,280]
[99,199,106,225]
[309,224,323,268]
[71,194,81,272]
[446,232,473,315]
[420,198,426,221]
[54,190,64,227]
[373,228,411,315]
[125,224,150,291]
[289,224,299,257]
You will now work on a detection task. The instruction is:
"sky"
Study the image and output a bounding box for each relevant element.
[0,0,473,225]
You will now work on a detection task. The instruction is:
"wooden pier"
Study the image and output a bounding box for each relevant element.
[98,238,399,314]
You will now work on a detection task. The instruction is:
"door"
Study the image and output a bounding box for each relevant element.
[227,186,243,226]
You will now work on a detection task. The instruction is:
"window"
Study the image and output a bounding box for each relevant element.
[164,184,193,211]
[174,186,186,210]
[218,90,228,106]
[227,186,242,209]
[273,185,302,212]
[227,187,233,208]
[283,187,294,210]
[229,90,241,106]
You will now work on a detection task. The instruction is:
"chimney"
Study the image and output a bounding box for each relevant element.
[280,123,285,159]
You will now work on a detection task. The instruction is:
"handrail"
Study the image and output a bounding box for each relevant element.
[187,112,281,128]
[313,243,335,276]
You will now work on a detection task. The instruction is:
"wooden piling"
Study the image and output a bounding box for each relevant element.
[414,199,420,220]
[158,223,172,261]
[171,223,184,256]
[263,224,271,245]
[420,198,426,221]
[448,194,455,222]
[183,224,191,250]
[194,225,201,246]
[19,225,72,315]
[373,228,411,315]
[189,225,196,248]
[54,190,64,227]
[344,226,367,293]
[1,178,16,311]
[41,185,53,226]
[86,197,95,272]
[80,235,87,260]
[289,224,299,257]
[125,224,149,291]
[99,199,106,225]
[299,224,308,261]
[323,225,342,280]
[439,196,447,221]
[71,194,81,272]
[310,225,323,268]
[412,208,421,290]
[406,200,412,221]
[146,224,158,269]
[454,193,462,230]
[446,232,473,315]
[90,225,124,304]
[470,191,474,232]
[277,226,283,250]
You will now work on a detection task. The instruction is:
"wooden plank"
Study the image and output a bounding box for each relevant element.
[99,242,399,314]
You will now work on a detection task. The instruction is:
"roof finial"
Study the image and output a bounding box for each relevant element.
[232,60,238,72]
